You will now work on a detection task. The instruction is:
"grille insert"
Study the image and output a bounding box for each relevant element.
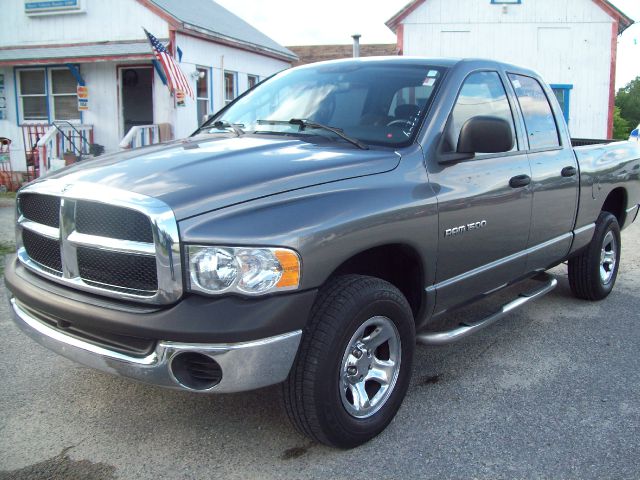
[19,194,60,228]
[77,247,158,293]
[18,301,155,358]
[76,201,153,243]
[22,229,62,275]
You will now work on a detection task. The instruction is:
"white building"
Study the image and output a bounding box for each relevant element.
[386,0,633,139]
[0,0,296,176]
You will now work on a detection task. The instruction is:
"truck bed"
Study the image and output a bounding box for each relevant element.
[571,138,622,147]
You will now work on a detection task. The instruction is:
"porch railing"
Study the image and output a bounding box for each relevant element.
[36,123,94,175]
[119,125,160,150]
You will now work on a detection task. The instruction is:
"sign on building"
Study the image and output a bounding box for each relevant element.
[77,85,88,111]
[24,0,83,15]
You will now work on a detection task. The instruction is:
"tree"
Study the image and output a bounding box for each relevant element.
[613,106,630,139]
[615,76,640,138]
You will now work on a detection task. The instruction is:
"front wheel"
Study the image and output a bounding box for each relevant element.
[283,275,415,448]
[568,211,621,300]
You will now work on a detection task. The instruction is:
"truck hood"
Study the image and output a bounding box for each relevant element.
[41,135,400,220]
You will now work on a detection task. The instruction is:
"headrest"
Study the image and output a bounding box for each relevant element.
[394,104,420,119]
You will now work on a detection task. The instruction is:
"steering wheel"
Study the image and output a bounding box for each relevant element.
[386,119,414,129]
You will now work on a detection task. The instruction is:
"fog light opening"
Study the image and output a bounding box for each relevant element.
[169,352,222,391]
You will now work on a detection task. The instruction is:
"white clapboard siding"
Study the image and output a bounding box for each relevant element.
[0,1,292,173]
[400,0,614,138]
[0,0,168,45]
[0,66,27,172]
[173,32,290,139]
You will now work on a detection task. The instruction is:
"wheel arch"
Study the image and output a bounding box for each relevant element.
[601,187,628,226]
[328,243,426,322]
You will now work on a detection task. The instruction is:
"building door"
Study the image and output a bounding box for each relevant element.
[427,71,532,314]
[119,66,153,136]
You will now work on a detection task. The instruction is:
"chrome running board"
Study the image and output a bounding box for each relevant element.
[416,273,557,346]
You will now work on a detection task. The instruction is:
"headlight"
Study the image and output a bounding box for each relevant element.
[187,246,301,296]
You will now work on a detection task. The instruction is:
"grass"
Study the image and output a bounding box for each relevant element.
[0,191,16,199]
[0,241,15,255]
[0,241,16,276]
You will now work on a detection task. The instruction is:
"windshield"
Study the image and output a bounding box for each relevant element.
[201,62,445,148]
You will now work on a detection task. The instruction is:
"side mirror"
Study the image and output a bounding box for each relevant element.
[457,116,514,154]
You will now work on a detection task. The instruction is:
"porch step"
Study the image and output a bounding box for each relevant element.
[50,155,97,171]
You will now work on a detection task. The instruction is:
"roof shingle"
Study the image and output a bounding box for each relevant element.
[149,0,296,60]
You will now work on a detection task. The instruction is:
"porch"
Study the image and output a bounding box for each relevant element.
[17,122,164,182]
[0,44,176,187]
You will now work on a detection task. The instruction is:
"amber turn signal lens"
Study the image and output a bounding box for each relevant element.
[275,249,301,288]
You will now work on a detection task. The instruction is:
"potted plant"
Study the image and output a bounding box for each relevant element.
[63,149,77,166]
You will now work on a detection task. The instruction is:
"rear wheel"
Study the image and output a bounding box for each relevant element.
[569,212,621,300]
[283,275,415,448]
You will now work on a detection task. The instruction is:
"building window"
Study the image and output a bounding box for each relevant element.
[550,84,573,123]
[17,67,80,123]
[224,71,237,105]
[50,68,79,121]
[491,0,521,4]
[196,67,210,125]
[18,69,48,121]
[247,74,259,90]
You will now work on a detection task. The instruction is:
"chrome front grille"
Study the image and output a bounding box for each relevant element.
[16,180,182,305]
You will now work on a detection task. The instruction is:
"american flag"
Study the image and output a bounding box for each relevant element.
[144,28,194,99]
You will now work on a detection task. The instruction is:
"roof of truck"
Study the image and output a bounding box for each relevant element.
[292,56,537,74]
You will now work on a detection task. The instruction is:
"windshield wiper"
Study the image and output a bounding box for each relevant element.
[256,119,369,150]
[199,121,245,137]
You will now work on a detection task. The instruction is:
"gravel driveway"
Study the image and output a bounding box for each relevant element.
[1,200,638,479]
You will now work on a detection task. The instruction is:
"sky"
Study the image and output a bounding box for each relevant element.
[215,0,639,90]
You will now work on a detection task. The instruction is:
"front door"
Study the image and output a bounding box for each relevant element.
[120,67,154,136]
[428,70,532,314]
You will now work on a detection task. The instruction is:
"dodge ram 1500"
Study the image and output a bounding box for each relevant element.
[6,58,640,448]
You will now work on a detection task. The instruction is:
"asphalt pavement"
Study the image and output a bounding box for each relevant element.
[0,198,638,479]
[0,196,15,244]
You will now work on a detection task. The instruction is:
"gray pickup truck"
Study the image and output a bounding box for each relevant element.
[6,58,640,448]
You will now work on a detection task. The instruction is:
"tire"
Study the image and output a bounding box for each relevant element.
[568,211,621,300]
[283,274,415,448]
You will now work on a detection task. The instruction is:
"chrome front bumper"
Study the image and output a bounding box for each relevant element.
[9,297,302,393]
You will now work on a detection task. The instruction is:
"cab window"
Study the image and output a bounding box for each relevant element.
[508,74,560,149]
[444,71,517,153]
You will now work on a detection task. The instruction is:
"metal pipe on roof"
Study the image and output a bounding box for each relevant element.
[352,34,361,58]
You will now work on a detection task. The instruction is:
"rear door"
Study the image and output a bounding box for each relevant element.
[428,71,532,314]
[507,74,579,270]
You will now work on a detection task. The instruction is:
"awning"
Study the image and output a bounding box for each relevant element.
[0,40,168,66]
